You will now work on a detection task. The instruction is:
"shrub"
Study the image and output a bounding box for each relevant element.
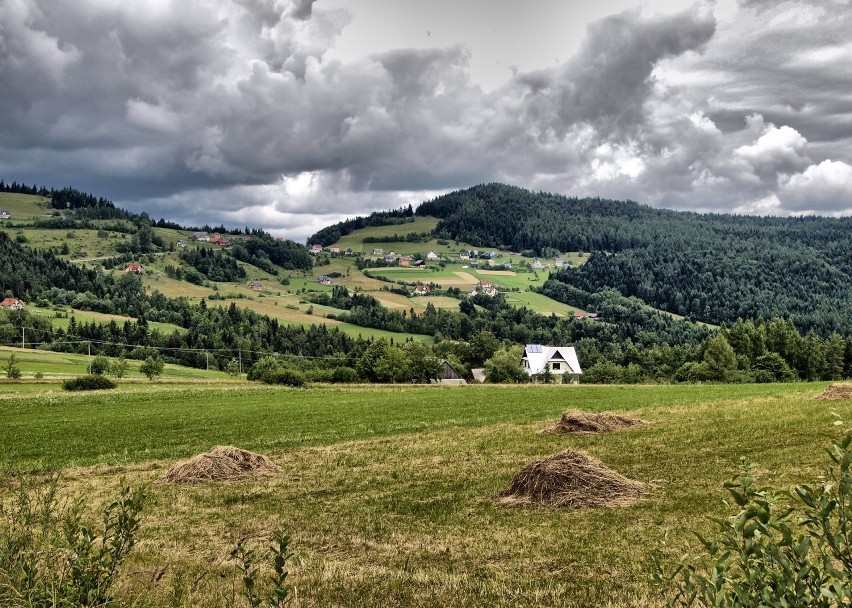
[0,476,146,607]
[248,356,283,382]
[63,375,117,391]
[655,427,852,606]
[331,366,359,383]
[140,356,164,381]
[263,368,307,387]
[89,354,110,375]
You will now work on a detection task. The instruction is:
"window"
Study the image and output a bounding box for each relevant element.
[552,362,561,370]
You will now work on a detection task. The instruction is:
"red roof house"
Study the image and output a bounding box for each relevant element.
[0,298,25,310]
[125,262,145,273]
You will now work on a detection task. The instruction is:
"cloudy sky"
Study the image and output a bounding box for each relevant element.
[1,0,851,241]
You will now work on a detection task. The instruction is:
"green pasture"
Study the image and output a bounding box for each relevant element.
[0,192,52,219]
[0,382,844,607]
[26,305,185,335]
[0,346,230,381]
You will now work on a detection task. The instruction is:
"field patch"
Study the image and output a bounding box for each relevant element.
[0,382,842,607]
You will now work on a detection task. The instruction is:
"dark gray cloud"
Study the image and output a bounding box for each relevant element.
[1,0,851,241]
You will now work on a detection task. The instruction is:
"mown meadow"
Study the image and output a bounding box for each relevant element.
[1,381,848,606]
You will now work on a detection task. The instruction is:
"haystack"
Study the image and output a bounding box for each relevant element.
[540,411,644,435]
[814,384,852,401]
[162,446,279,483]
[496,449,644,509]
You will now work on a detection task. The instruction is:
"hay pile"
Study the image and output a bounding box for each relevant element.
[496,449,645,509]
[540,411,644,435]
[162,446,279,483]
[814,384,852,401]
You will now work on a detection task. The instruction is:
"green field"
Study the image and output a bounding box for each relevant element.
[0,382,845,606]
[0,346,231,380]
[0,191,53,219]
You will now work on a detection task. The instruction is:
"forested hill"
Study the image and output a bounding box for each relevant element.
[416,183,852,335]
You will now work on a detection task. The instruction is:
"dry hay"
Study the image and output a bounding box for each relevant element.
[814,384,852,401]
[161,446,279,483]
[539,411,644,435]
[496,449,645,509]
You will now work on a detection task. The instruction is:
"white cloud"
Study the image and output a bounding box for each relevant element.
[778,159,852,212]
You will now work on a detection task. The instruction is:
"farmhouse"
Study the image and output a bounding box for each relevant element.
[0,210,10,219]
[459,252,470,261]
[384,253,396,263]
[532,259,544,269]
[521,344,583,377]
[310,244,323,255]
[318,275,332,285]
[248,281,263,291]
[192,231,209,241]
[413,259,426,267]
[0,298,25,310]
[176,239,187,248]
[413,284,431,295]
[125,262,145,273]
[209,234,229,246]
[372,248,384,255]
[426,251,439,260]
[329,245,340,254]
[344,247,354,255]
[400,256,411,267]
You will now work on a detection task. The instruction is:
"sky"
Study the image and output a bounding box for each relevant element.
[1,0,851,241]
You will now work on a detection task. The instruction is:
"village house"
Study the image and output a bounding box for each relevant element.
[318,275,332,285]
[209,234,229,246]
[248,281,263,291]
[344,247,354,255]
[400,256,411,267]
[521,344,583,377]
[329,245,340,254]
[176,240,187,248]
[459,251,470,261]
[372,248,384,255]
[0,298,25,310]
[125,262,145,273]
[413,284,431,295]
[0,210,10,219]
[431,360,466,385]
[310,244,323,255]
[426,251,439,260]
[503,261,512,270]
[532,259,544,269]
[384,253,396,263]
[192,231,210,242]
[574,312,601,322]
[413,259,426,267]
[553,257,564,266]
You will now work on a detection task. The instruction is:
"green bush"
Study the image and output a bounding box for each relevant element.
[63,375,117,391]
[0,476,145,607]
[263,368,307,387]
[331,366,359,383]
[655,428,852,606]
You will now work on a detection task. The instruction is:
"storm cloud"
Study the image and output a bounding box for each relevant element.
[1,0,850,240]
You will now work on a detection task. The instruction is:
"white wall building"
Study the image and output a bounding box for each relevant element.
[521,344,582,376]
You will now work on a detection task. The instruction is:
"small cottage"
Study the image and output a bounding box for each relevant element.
[521,344,583,377]
[248,281,263,291]
[125,262,145,273]
[310,244,323,255]
[0,298,25,310]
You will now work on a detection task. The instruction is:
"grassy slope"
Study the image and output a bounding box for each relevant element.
[0,346,231,380]
[0,382,844,606]
[0,191,53,219]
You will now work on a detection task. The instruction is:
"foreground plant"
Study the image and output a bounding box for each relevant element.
[0,475,146,607]
[235,531,294,607]
[655,430,852,607]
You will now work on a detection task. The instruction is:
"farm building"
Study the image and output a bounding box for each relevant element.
[0,210,10,219]
[431,360,466,385]
[521,344,582,377]
[413,284,431,295]
[192,231,209,241]
[125,262,145,273]
[248,281,263,291]
[0,298,25,310]
[426,251,439,260]
[400,256,411,267]
[344,247,354,255]
[318,275,332,285]
[310,244,323,254]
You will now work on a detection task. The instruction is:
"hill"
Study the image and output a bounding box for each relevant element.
[415,183,852,335]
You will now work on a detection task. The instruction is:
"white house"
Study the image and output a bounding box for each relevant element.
[521,344,582,377]
[310,244,323,255]
[0,210,10,219]
[426,251,439,260]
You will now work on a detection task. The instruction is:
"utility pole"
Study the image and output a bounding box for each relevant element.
[238,348,242,376]
[205,351,209,371]
[21,326,24,350]
[87,341,91,373]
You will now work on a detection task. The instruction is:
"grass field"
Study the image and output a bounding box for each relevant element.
[0,191,53,219]
[0,346,231,380]
[0,381,845,607]
[26,305,185,335]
